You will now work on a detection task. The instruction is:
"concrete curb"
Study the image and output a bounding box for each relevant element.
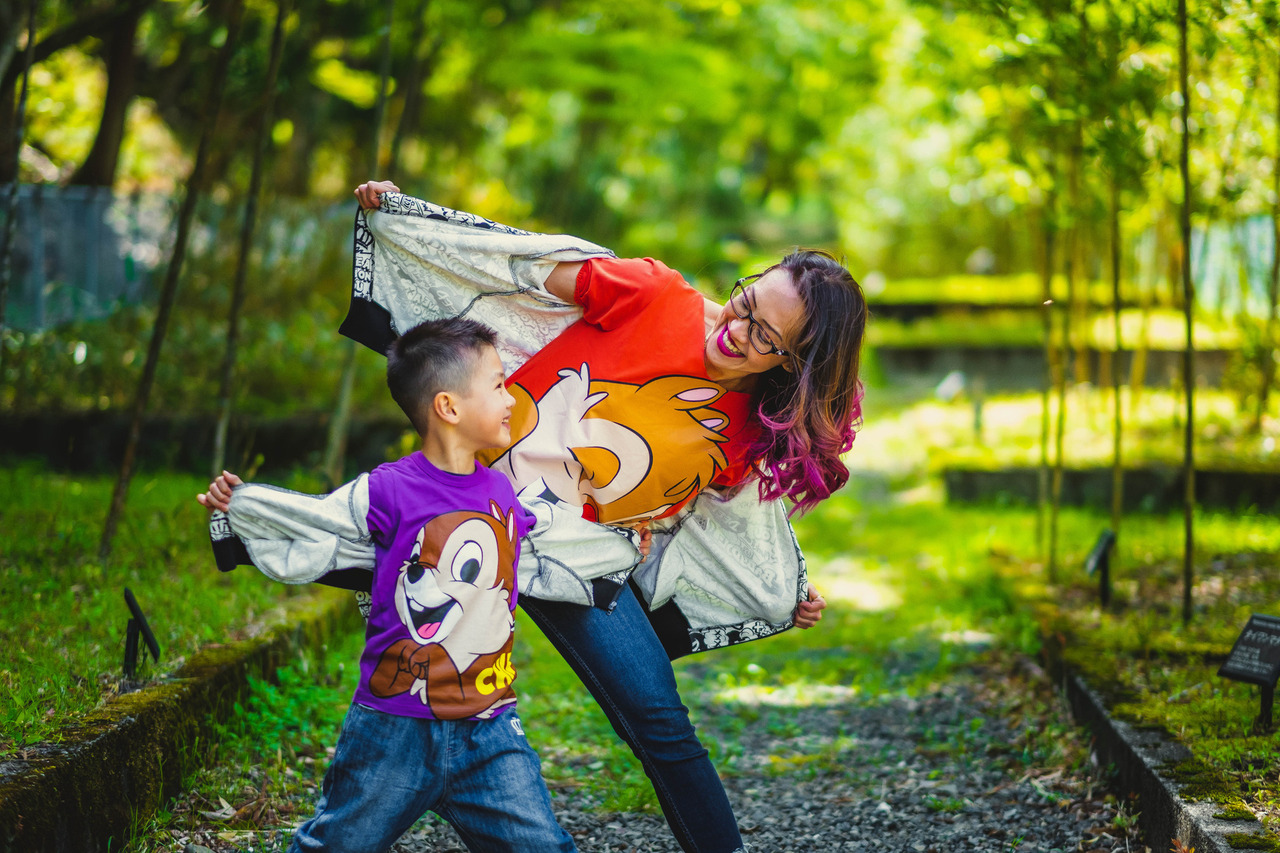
[1050,654,1270,852]
[0,587,362,853]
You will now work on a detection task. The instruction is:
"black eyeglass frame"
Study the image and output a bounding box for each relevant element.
[729,277,793,359]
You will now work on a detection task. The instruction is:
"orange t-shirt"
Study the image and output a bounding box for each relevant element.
[480,257,758,524]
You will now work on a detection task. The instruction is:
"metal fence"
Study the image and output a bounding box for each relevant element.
[2,184,174,331]
[0,184,364,333]
[3,183,1275,331]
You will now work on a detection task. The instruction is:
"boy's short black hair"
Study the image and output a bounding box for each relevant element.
[386,318,499,435]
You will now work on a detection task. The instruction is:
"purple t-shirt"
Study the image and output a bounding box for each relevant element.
[353,452,533,721]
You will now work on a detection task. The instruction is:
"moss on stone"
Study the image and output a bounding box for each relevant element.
[1163,757,1240,804]
[1226,831,1280,851]
[1215,803,1257,821]
[1060,640,1142,708]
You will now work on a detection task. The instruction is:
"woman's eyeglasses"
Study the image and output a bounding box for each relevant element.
[729,278,792,358]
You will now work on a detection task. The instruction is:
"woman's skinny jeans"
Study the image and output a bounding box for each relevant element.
[520,585,745,853]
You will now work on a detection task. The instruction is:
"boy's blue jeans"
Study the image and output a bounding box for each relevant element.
[521,585,745,853]
[287,703,575,853]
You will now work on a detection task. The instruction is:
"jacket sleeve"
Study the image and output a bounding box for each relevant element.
[516,481,644,608]
[340,193,615,374]
[211,476,376,585]
[631,486,808,657]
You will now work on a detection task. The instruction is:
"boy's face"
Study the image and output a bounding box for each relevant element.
[454,346,516,453]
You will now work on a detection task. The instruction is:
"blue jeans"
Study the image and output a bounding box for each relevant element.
[521,585,745,853]
[287,703,575,853]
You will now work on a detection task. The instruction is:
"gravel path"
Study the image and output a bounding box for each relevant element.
[386,662,1145,853]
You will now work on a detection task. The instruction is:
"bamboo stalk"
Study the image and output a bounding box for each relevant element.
[1178,0,1195,626]
[100,0,244,561]
[1109,178,1124,574]
[323,0,394,487]
[212,0,290,477]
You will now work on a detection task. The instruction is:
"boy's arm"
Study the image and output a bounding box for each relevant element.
[200,474,376,584]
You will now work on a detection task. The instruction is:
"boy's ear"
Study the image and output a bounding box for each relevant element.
[433,390,461,424]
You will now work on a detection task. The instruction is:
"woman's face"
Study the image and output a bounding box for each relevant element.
[703,267,805,387]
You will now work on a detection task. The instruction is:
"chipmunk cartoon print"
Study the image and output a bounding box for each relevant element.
[482,364,733,525]
[368,501,519,720]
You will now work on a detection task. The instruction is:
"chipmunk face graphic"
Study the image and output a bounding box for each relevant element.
[371,502,520,718]
[395,504,517,664]
[483,364,732,524]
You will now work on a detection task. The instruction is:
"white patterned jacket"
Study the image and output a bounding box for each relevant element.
[211,194,810,658]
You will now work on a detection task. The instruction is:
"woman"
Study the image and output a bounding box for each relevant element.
[353,180,867,853]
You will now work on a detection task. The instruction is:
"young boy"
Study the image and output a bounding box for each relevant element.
[198,318,577,853]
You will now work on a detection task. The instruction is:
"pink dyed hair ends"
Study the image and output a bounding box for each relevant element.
[743,251,867,516]
[751,383,864,516]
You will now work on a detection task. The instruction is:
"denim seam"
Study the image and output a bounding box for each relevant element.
[525,600,699,851]
[439,721,454,838]
[441,803,485,853]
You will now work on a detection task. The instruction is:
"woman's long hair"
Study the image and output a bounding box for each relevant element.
[744,250,867,516]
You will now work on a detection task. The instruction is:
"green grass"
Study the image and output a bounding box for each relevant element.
[868,307,1243,351]
[0,461,344,750]
[874,272,1172,308]
[1033,526,1280,827]
[843,382,1280,829]
[119,471,1082,850]
[857,387,1280,476]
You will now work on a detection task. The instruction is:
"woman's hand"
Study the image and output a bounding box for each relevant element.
[621,521,653,563]
[197,471,243,513]
[794,583,826,629]
[354,180,400,210]
[637,526,653,562]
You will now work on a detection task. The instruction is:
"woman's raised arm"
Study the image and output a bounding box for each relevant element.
[353,180,400,210]
[543,261,584,304]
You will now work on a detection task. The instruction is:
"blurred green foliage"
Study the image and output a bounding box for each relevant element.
[4,0,1276,416]
[22,0,1275,277]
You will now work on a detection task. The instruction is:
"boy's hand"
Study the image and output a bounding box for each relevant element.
[794,583,826,629]
[354,180,399,210]
[197,471,243,513]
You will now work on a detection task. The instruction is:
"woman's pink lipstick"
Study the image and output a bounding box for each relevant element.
[716,326,745,359]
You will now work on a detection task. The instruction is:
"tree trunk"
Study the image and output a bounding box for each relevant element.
[322,0,395,487]
[1050,130,1081,584]
[1072,218,1090,386]
[99,0,244,562]
[0,2,20,92]
[1037,184,1059,571]
[1178,0,1195,626]
[212,0,289,477]
[1258,38,1280,429]
[0,0,154,98]
[1109,177,1124,567]
[0,0,152,176]
[0,0,35,382]
[1130,216,1165,419]
[323,342,360,486]
[68,6,145,187]
[389,6,432,174]
[0,81,13,185]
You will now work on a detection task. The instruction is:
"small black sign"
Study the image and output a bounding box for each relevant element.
[122,587,161,680]
[1218,614,1280,688]
[1084,530,1115,577]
